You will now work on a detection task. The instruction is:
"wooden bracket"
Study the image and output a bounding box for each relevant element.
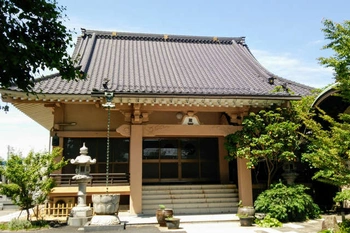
[121,104,150,124]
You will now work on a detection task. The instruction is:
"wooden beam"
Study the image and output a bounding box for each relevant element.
[52,131,125,138]
[116,124,241,137]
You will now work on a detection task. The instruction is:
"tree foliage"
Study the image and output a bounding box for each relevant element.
[0,148,67,221]
[319,19,350,101]
[225,106,301,188]
[0,0,83,92]
[297,19,350,187]
[300,108,350,187]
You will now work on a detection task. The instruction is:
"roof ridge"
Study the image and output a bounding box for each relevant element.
[80,29,245,43]
[34,72,61,83]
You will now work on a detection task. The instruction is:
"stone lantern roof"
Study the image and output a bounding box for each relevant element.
[70,143,96,165]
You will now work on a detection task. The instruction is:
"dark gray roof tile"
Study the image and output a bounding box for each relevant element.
[28,30,312,97]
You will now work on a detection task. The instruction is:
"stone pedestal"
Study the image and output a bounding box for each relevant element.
[89,194,121,226]
[84,194,122,231]
[90,215,120,225]
[68,202,93,226]
[68,178,93,226]
[92,194,120,215]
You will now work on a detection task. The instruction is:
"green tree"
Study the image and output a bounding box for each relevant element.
[0,0,84,92]
[319,19,350,101]
[301,109,350,186]
[0,148,67,221]
[299,102,350,218]
[300,19,350,212]
[225,106,301,188]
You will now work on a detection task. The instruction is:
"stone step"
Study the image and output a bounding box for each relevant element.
[142,184,237,191]
[143,193,238,201]
[143,197,239,205]
[143,191,237,200]
[142,192,238,199]
[142,184,239,215]
[142,206,238,215]
[143,201,238,210]
[142,188,237,195]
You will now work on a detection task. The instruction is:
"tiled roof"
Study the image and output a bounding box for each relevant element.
[32,30,312,97]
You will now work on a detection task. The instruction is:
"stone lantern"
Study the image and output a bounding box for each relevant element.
[68,143,96,227]
[281,161,299,185]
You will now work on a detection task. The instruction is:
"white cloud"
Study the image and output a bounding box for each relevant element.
[252,49,334,88]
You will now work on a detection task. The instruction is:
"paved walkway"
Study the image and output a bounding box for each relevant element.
[120,213,325,233]
[0,210,329,233]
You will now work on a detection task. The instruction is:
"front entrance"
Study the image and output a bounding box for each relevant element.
[142,138,219,183]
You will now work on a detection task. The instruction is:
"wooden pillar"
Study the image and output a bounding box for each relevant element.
[218,137,229,184]
[129,125,143,214]
[237,158,253,206]
[52,105,65,173]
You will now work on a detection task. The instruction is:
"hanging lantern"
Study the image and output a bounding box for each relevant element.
[52,133,59,146]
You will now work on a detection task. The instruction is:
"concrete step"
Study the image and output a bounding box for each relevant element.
[143,192,238,200]
[143,197,239,205]
[142,206,239,215]
[143,189,237,195]
[143,202,238,210]
[143,184,237,191]
[142,184,239,215]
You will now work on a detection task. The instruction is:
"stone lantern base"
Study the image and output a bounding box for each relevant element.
[68,206,93,227]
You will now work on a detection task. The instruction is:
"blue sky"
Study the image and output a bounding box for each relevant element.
[0,0,349,159]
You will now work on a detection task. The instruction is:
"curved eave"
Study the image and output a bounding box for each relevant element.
[312,83,338,107]
[1,89,300,130]
[9,102,52,130]
[1,90,301,107]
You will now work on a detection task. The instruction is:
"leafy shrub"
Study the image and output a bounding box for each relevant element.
[1,219,49,231]
[31,220,49,228]
[0,223,7,230]
[7,219,32,230]
[334,190,350,203]
[254,182,320,222]
[339,219,350,233]
[318,230,334,233]
[255,214,282,227]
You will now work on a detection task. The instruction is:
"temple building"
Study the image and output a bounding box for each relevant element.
[0,30,313,215]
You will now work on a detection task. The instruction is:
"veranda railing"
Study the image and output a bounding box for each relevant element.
[49,173,130,186]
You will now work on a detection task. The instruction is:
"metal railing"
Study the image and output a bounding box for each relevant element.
[50,173,130,186]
